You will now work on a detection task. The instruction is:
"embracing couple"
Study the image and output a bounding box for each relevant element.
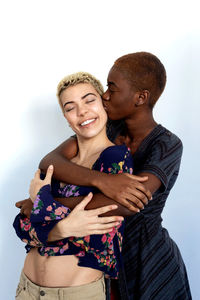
[14,52,192,300]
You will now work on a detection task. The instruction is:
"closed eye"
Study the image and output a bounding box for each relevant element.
[106,84,115,93]
[65,107,74,112]
[86,99,95,103]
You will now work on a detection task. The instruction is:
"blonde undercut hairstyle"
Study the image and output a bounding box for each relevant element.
[57,72,104,112]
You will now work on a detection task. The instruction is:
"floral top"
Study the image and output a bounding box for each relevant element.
[13,145,133,278]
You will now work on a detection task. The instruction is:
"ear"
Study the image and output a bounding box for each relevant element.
[135,90,150,106]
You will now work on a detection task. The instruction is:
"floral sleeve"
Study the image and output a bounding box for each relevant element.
[13,145,134,278]
[92,144,133,175]
[28,184,71,245]
[13,181,71,248]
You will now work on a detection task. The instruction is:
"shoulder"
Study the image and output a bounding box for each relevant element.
[99,145,131,161]
[140,125,183,158]
[93,145,133,171]
[151,126,183,156]
[93,145,133,174]
[134,125,183,175]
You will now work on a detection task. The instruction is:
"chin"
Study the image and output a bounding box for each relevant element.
[77,130,100,140]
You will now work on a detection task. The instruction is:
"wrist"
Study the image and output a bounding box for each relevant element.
[91,171,108,190]
[57,218,71,239]
[48,220,69,242]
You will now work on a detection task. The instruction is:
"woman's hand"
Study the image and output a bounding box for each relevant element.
[48,192,124,241]
[96,173,152,212]
[15,198,33,218]
[29,165,54,202]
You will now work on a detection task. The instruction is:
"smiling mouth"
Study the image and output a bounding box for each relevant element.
[80,118,96,126]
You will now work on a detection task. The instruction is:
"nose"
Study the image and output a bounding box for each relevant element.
[77,104,88,116]
[102,89,110,101]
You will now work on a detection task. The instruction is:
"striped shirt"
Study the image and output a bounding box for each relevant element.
[106,124,192,300]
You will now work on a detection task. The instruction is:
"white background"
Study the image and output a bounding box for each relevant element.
[0,0,199,299]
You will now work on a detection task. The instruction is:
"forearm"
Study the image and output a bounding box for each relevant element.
[39,137,106,187]
[137,172,162,195]
[39,151,107,187]
[55,193,134,217]
[48,193,130,242]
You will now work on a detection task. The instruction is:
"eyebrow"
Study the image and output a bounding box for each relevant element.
[81,92,97,99]
[63,93,97,108]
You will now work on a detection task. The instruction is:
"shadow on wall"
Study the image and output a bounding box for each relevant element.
[0,99,73,299]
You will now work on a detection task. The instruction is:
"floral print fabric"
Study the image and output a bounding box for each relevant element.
[13,145,133,278]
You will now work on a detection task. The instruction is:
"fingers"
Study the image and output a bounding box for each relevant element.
[21,208,31,218]
[125,175,152,200]
[92,221,121,229]
[19,199,33,217]
[44,165,54,184]
[75,192,93,210]
[116,198,140,213]
[89,204,119,217]
[124,174,152,200]
[126,195,145,209]
[34,169,41,180]
[15,200,26,208]
[85,217,123,235]
[87,220,123,235]
[15,202,22,208]
[133,183,152,200]
[98,215,124,223]
[90,229,118,235]
[126,188,148,206]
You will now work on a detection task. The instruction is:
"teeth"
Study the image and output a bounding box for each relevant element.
[81,119,95,126]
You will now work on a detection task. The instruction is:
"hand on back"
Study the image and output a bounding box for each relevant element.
[98,173,152,213]
[50,192,124,239]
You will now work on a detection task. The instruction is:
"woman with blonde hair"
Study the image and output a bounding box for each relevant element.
[13,72,134,300]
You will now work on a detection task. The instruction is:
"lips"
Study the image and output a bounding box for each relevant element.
[80,118,96,127]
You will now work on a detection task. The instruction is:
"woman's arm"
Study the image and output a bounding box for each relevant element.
[49,145,139,242]
[48,193,124,242]
[39,138,151,211]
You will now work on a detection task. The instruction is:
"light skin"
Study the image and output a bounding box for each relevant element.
[43,67,161,199]
[23,82,130,287]
[29,84,125,238]
[16,68,162,239]
[16,82,152,226]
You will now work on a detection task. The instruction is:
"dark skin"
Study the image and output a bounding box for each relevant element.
[16,140,151,217]
[16,67,162,218]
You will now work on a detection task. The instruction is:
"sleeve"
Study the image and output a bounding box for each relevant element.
[29,184,71,245]
[13,214,45,249]
[135,131,183,191]
[93,145,133,175]
[13,181,71,247]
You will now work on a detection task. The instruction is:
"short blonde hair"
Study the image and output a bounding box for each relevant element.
[57,72,104,112]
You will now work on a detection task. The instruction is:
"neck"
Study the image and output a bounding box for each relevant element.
[75,128,113,166]
[125,109,157,141]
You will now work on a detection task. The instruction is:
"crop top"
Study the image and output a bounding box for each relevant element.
[13,145,133,278]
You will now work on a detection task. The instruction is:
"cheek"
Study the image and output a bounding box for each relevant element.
[109,94,120,107]
[97,103,108,122]
[101,110,108,125]
[64,114,76,128]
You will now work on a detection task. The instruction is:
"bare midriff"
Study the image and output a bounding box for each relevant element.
[23,248,103,287]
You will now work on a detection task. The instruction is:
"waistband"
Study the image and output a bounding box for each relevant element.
[20,271,105,299]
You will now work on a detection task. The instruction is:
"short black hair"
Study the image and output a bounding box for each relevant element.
[114,52,167,107]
